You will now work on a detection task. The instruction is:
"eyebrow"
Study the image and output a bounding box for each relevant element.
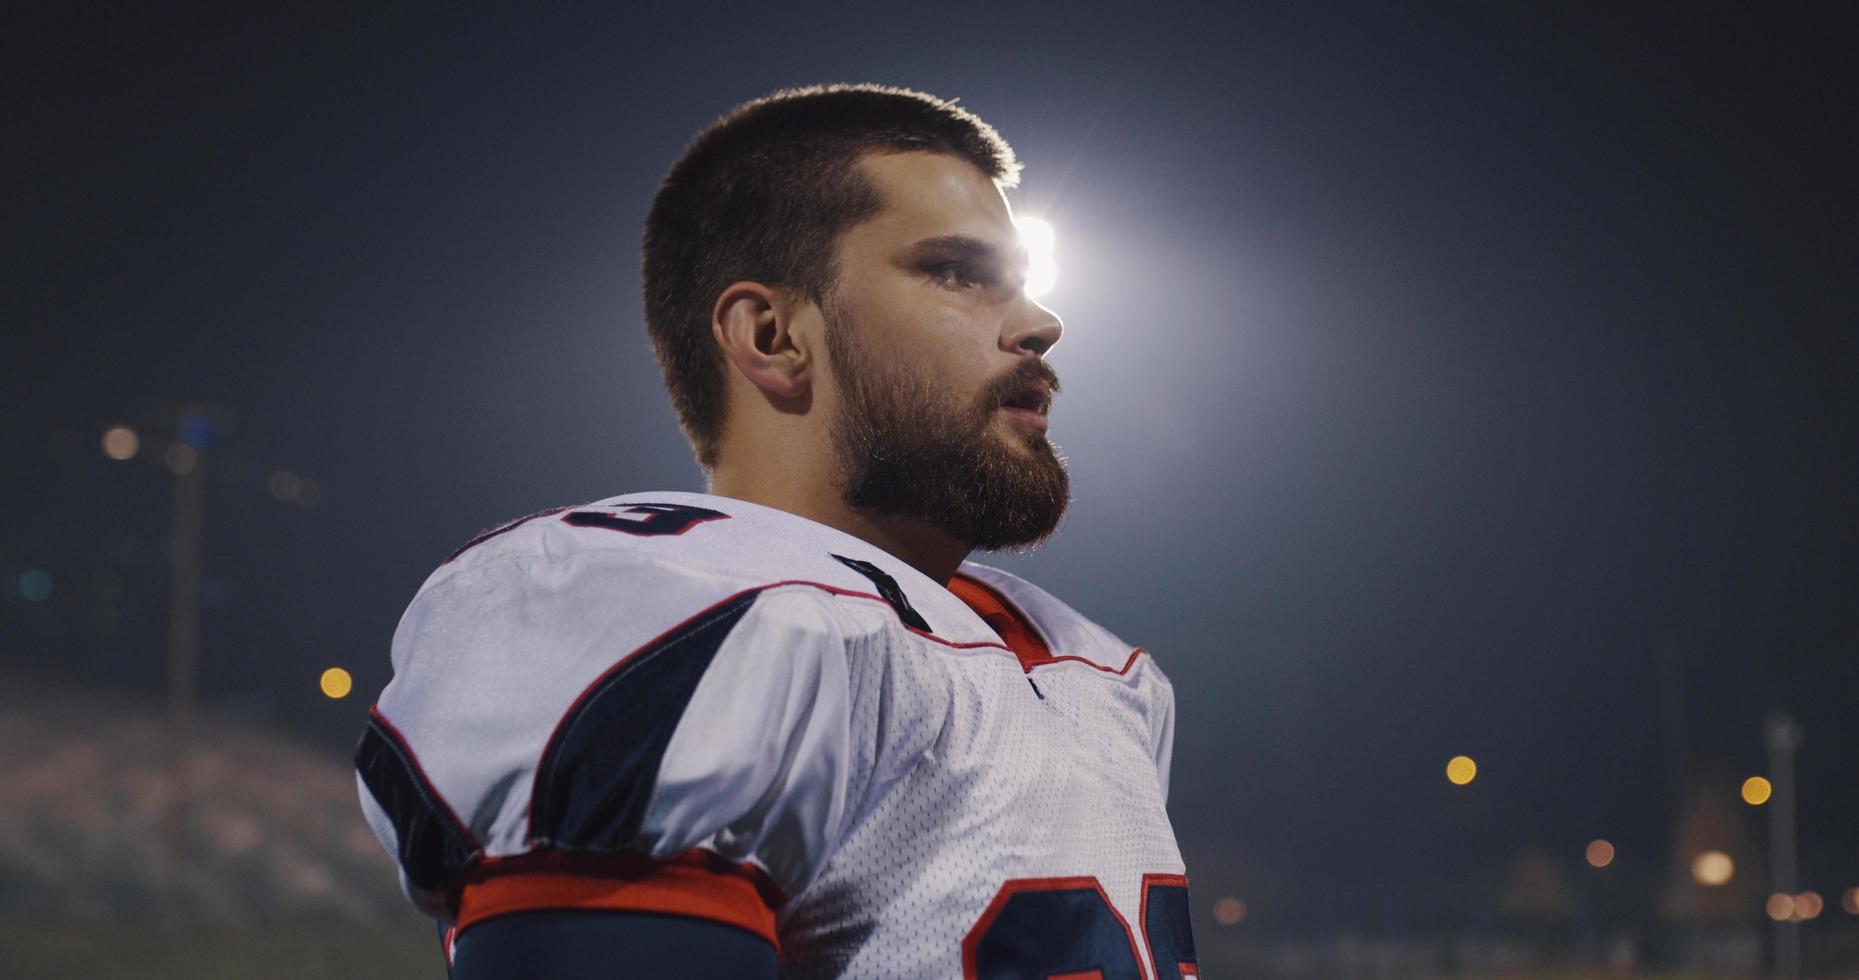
[901,234,1029,270]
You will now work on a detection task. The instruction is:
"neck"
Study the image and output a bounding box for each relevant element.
[708,465,971,584]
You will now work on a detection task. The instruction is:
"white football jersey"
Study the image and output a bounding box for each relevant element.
[357,491,1196,978]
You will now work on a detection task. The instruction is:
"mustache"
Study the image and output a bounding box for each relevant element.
[981,358,1062,408]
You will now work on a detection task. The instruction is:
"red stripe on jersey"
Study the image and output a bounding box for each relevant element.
[948,573,1052,671]
[452,848,784,947]
[948,575,1153,677]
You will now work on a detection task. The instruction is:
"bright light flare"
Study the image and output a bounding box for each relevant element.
[1691,850,1734,887]
[1445,755,1477,786]
[320,667,353,700]
[1741,776,1772,805]
[1014,216,1058,299]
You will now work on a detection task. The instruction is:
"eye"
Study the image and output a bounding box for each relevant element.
[927,262,990,289]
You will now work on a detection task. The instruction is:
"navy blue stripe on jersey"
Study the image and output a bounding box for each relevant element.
[529,589,761,849]
[1140,874,1199,979]
[829,553,932,632]
[962,877,1145,979]
[453,908,778,980]
[356,709,482,895]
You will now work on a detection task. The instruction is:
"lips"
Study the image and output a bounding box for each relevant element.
[1000,380,1053,416]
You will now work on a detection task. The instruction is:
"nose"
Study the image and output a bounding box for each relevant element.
[1003,295,1063,357]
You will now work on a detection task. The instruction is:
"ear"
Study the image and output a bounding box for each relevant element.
[712,281,812,401]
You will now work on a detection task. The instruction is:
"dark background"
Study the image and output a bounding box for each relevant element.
[7,1,1856,973]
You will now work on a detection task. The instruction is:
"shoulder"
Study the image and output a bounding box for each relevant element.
[956,562,1168,682]
[418,491,877,617]
[395,493,844,676]
[408,491,1004,651]
[364,493,936,909]
[430,490,812,591]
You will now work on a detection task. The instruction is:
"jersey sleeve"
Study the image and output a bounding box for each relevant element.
[355,544,868,942]
[1149,668,1178,804]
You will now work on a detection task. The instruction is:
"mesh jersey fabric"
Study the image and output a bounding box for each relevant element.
[356,491,1189,978]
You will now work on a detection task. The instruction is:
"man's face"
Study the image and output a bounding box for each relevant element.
[821,151,1069,552]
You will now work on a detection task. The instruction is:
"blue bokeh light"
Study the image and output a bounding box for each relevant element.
[19,568,53,602]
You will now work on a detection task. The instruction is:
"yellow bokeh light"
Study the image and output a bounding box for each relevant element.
[1741,776,1773,806]
[1445,755,1477,785]
[1014,216,1058,299]
[319,667,353,700]
[1691,850,1734,887]
[1585,839,1615,868]
[1841,887,1859,915]
[101,426,139,461]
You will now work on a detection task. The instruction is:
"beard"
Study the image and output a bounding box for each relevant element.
[826,308,1071,552]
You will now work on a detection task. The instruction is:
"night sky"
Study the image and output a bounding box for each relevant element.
[9,2,1857,933]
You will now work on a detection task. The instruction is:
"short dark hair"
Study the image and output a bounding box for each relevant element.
[642,84,1021,468]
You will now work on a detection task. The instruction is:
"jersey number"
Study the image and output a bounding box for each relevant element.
[962,875,1198,980]
[562,503,727,536]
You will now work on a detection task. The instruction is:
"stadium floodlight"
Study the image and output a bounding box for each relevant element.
[1014,216,1058,299]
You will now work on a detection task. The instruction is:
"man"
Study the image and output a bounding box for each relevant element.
[356,84,1194,979]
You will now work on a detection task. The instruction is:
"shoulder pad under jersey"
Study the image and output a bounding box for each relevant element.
[356,491,998,916]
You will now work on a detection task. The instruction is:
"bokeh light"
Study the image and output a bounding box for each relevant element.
[1796,891,1824,921]
[270,470,322,508]
[18,569,54,602]
[1014,216,1058,299]
[1585,839,1615,868]
[270,470,302,502]
[1213,896,1246,926]
[101,426,139,460]
[1741,776,1773,805]
[1768,893,1797,921]
[1446,755,1477,786]
[164,443,198,475]
[1691,850,1734,887]
[319,667,353,700]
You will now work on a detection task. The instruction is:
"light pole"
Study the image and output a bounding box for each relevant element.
[162,405,214,902]
[1765,712,1804,977]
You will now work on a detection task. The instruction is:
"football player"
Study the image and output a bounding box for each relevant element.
[356,84,1195,979]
